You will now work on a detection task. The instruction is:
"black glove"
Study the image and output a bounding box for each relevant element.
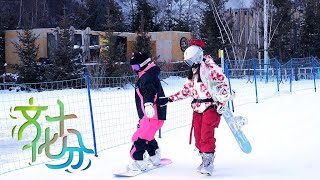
[157,97,172,107]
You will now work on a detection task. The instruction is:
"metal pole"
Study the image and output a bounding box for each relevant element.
[158,128,162,138]
[253,59,259,103]
[312,56,317,92]
[276,59,279,93]
[85,74,98,157]
[219,49,224,72]
[264,0,269,82]
[290,59,293,93]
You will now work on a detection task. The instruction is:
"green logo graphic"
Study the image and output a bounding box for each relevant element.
[10,97,94,173]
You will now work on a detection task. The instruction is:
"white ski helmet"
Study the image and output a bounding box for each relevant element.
[183,45,204,66]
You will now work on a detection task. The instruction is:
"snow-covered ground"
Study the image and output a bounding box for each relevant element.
[0,77,319,180]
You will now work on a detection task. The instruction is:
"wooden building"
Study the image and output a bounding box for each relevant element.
[4,27,191,72]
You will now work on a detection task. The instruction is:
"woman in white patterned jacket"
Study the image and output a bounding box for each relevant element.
[158,39,230,175]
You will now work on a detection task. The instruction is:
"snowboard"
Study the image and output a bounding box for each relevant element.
[223,107,252,154]
[113,158,172,177]
[198,62,252,154]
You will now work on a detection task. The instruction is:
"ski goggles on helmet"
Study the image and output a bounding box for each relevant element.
[131,64,140,71]
[131,58,152,71]
[184,58,194,66]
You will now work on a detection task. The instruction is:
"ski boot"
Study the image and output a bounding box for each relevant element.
[127,152,148,171]
[200,153,214,175]
[196,152,203,172]
[149,148,161,166]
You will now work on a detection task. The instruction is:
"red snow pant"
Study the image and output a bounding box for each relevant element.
[191,107,221,153]
[130,118,164,160]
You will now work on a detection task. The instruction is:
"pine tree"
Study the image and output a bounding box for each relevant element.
[0,30,5,76]
[133,11,151,57]
[134,32,152,56]
[200,2,223,58]
[172,15,191,32]
[45,27,84,81]
[64,0,89,30]
[46,12,84,81]
[132,0,156,32]
[268,0,293,61]
[300,0,317,57]
[82,0,99,29]
[13,27,46,83]
[313,1,320,58]
[104,0,125,32]
[94,0,127,77]
[47,0,65,27]
[94,0,108,30]
[163,3,173,31]
[0,2,18,30]
[82,0,125,31]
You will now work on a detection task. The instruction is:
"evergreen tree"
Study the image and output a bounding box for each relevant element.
[300,0,317,57]
[46,27,84,81]
[46,14,84,81]
[65,0,89,30]
[47,0,65,27]
[104,0,126,63]
[82,0,125,31]
[0,30,5,75]
[134,32,152,56]
[312,0,320,58]
[132,0,156,32]
[172,15,191,32]
[268,0,293,61]
[162,3,173,31]
[93,0,108,30]
[98,31,127,77]
[83,0,99,29]
[104,0,126,32]
[200,1,224,58]
[133,12,151,57]
[94,0,127,77]
[13,27,46,83]
[0,2,18,30]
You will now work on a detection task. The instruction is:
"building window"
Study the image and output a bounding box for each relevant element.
[74,34,82,46]
[90,35,99,46]
[47,33,56,58]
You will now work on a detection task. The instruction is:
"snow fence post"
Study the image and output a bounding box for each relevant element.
[312,56,317,92]
[158,128,161,138]
[276,58,280,93]
[290,58,293,93]
[85,73,98,157]
[266,62,269,84]
[253,59,259,103]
